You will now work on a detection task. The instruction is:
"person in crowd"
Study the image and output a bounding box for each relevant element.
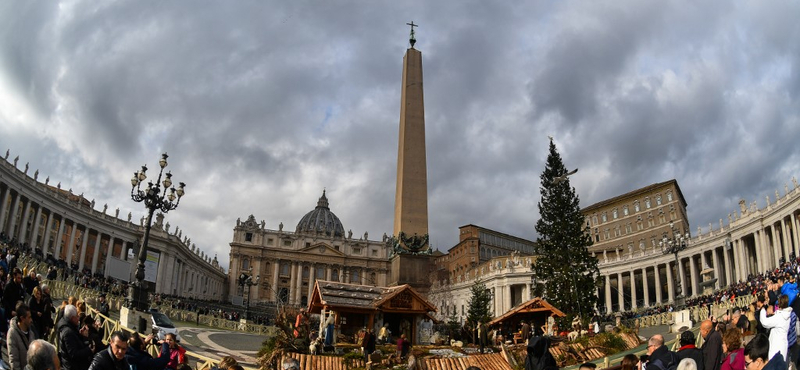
[753,295,768,335]
[88,331,129,370]
[477,320,489,353]
[3,268,26,321]
[28,286,47,337]
[23,270,39,295]
[676,330,704,370]
[212,356,237,370]
[677,358,698,370]
[701,320,723,370]
[621,354,640,370]
[57,304,94,370]
[396,333,410,359]
[7,303,36,370]
[577,362,597,370]
[525,333,557,370]
[125,333,170,370]
[760,294,791,361]
[26,339,61,370]
[97,294,109,318]
[646,334,677,370]
[744,333,786,370]
[720,328,745,370]
[164,333,187,370]
[84,316,106,353]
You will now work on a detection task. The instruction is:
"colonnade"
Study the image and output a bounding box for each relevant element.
[0,154,227,300]
[599,183,800,313]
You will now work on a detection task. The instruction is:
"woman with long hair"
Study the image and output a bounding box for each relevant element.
[27,286,46,337]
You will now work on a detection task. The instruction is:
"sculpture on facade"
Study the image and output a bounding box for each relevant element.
[24,162,28,174]
[115,208,120,218]
[103,204,108,214]
[4,150,8,159]
[278,222,282,231]
[127,212,132,222]
[33,169,38,181]
[45,176,49,185]
[13,156,18,167]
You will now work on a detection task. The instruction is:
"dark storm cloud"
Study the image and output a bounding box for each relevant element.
[1,0,799,269]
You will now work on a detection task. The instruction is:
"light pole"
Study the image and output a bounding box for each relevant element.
[659,221,690,309]
[238,272,259,321]
[129,153,186,311]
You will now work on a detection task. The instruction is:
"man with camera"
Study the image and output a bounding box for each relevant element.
[125,331,170,370]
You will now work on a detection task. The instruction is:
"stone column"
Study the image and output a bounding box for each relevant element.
[505,285,512,314]
[78,225,89,270]
[666,262,675,303]
[654,264,662,304]
[6,192,20,236]
[296,263,304,305]
[308,263,317,302]
[54,217,66,258]
[753,231,764,274]
[326,265,332,281]
[604,275,612,314]
[677,257,686,298]
[104,236,114,275]
[769,226,779,268]
[617,273,624,311]
[793,214,800,258]
[712,247,722,288]
[630,270,637,310]
[18,198,32,242]
[782,219,791,260]
[723,241,733,286]
[65,222,78,265]
[288,263,297,304]
[0,187,11,229]
[29,203,43,246]
[271,261,280,301]
[642,267,650,307]
[42,210,54,252]
[689,255,698,297]
[91,232,102,274]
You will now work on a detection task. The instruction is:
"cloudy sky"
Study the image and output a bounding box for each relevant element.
[2,1,799,271]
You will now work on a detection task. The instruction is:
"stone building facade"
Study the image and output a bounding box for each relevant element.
[0,153,226,299]
[227,191,391,307]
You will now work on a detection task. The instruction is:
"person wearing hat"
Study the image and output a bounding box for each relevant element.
[676,330,704,370]
[97,294,109,318]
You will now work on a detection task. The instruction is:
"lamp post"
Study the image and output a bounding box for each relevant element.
[238,272,259,321]
[659,221,690,309]
[129,153,186,311]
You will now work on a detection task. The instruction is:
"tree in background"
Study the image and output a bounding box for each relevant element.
[532,138,600,327]
[466,279,492,343]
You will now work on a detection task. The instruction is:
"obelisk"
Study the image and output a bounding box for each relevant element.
[390,22,433,293]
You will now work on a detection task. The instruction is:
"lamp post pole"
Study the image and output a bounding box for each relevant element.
[239,272,259,321]
[659,221,690,309]
[129,153,186,311]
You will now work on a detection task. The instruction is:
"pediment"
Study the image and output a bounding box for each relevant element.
[299,243,346,257]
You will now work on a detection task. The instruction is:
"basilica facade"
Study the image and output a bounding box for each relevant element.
[227,191,391,307]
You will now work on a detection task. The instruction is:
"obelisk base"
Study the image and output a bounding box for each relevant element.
[390,254,433,295]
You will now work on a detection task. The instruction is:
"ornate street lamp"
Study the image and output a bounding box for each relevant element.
[129,153,186,311]
[659,221,690,308]
[238,272,260,321]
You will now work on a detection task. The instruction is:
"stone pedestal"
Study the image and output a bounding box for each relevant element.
[390,254,433,295]
[671,309,692,333]
[120,306,152,335]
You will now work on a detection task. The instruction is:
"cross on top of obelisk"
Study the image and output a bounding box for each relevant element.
[406,21,418,48]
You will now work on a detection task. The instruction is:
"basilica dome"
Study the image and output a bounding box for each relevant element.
[295,190,345,237]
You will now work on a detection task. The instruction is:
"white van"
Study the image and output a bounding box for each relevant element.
[150,310,181,342]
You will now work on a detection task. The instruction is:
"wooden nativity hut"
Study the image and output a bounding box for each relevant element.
[308,280,437,345]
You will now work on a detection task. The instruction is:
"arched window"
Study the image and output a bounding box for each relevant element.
[612,209,618,219]
[332,269,339,282]
[623,206,629,216]
[593,215,598,224]
[242,258,250,270]
[656,195,662,206]
[370,272,377,285]
[645,198,651,209]
[667,192,673,202]
[602,213,607,222]
[280,263,290,276]
[316,266,325,279]
[634,201,640,212]
[350,269,360,283]
[302,266,309,278]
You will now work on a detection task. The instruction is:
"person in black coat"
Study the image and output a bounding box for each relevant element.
[676,330,704,370]
[88,331,130,370]
[57,305,95,370]
[701,320,723,370]
[3,268,25,320]
[125,333,170,370]
[525,333,557,370]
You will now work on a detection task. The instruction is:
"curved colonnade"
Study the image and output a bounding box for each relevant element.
[0,155,226,299]
[598,179,800,313]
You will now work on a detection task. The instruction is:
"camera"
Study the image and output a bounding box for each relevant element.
[152,328,159,335]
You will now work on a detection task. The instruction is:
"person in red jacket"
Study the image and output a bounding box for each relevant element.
[721,329,745,370]
[164,333,186,370]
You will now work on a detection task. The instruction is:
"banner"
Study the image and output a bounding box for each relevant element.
[144,250,160,283]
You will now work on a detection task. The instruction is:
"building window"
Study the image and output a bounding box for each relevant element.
[593,215,598,225]
[372,249,378,257]
[612,209,618,219]
[353,247,361,254]
[370,272,377,285]
[245,233,253,242]
[283,240,291,247]
[604,229,610,240]
[242,258,250,270]
[305,242,311,248]
[667,192,673,202]
[656,195,662,206]
[623,206,629,216]
[645,198,651,209]
[316,266,325,279]
[602,213,607,222]
[625,224,632,234]
[350,269,360,283]
[267,238,274,245]
[332,269,339,281]
[280,263,290,276]
[302,266,309,278]
[634,202,640,212]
